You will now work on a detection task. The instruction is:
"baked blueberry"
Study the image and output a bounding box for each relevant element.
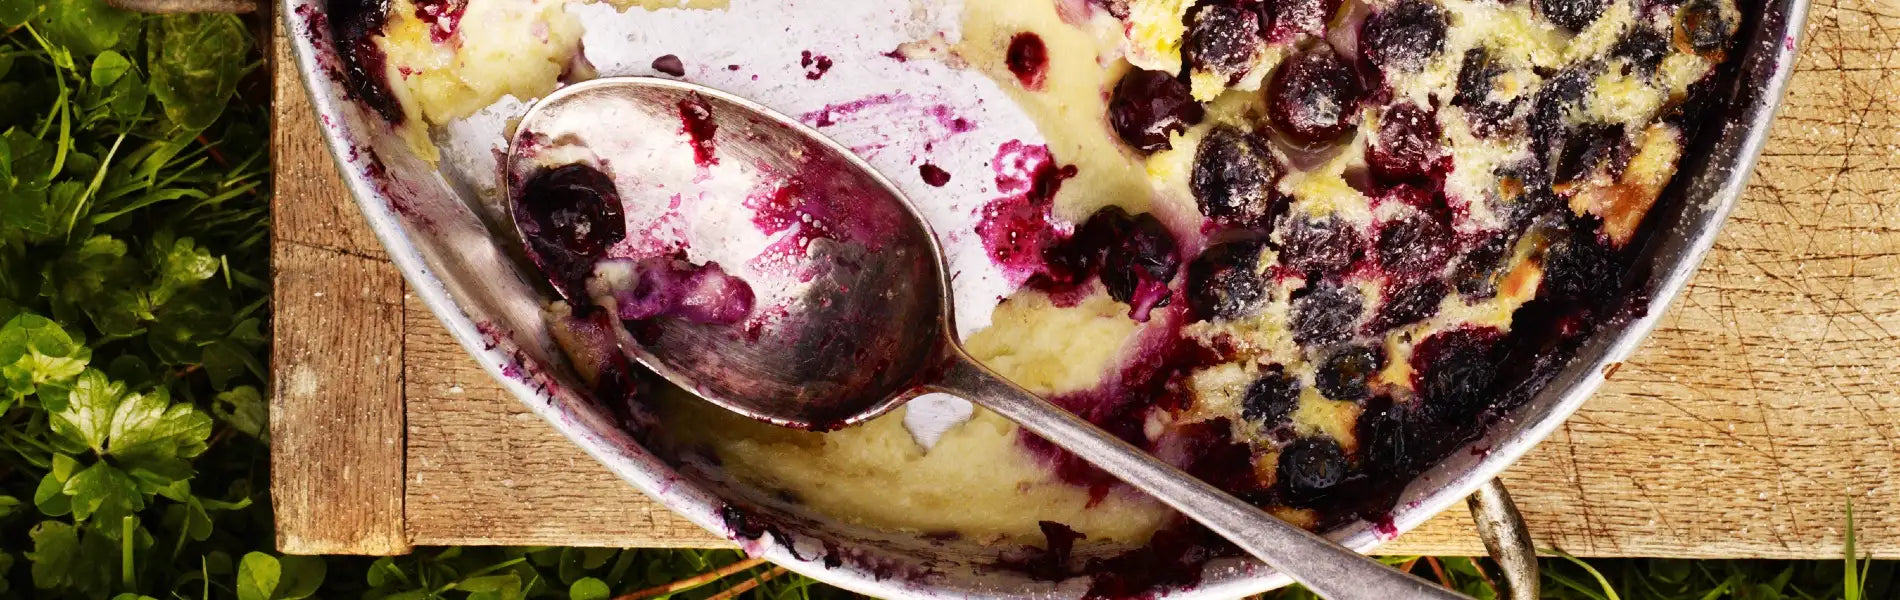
[1613,27,1670,75]
[1541,219,1623,306]
[1262,0,1344,41]
[1536,0,1609,31]
[1109,69,1205,153]
[1186,241,1270,321]
[1451,47,1521,137]
[1186,5,1266,85]
[1191,126,1281,226]
[1410,326,1505,423]
[517,163,627,294]
[1554,123,1627,186]
[1290,280,1363,347]
[1357,396,1422,476]
[1100,212,1181,308]
[1452,234,1512,300]
[1279,215,1363,279]
[1316,344,1385,402]
[1367,278,1447,332]
[1360,0,1449,73]
[1676,0,1732,54]
[1368,102,1447,180]
[1528,63,1601,163]
[1267,48,1364,145]
[1242,366,1302,425]
[1039,205,1135,287]
[1278,436,1348,503]
[1374,205,1452,281]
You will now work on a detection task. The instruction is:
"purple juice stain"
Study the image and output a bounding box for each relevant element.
[514,163,628,298]
[924,104,976,133]
[558,307,658,430]
[326,0,405,125]
[742,163,904,281]
[800,50,834,80]
[973,141,1077,283]
[593,256,755,326]
[800,93,904,127]
[997,521,1085,581]
[1018,316,1227,502]
[918,163,951,187]
[652,54,686,77]
[678,93,719,167]
[998,517,1228,599]
[1006,32,1050,90]
[412,0,466,43]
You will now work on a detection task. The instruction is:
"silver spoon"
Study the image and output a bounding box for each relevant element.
[504,77,1469,600]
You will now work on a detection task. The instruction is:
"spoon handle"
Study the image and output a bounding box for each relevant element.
[931,351,1469,600]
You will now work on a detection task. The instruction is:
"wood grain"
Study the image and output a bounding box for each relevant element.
[270,19,412,555]
[402,294,725,548]
[273,0,1900,558]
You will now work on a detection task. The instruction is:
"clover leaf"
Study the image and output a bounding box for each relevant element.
[0,313,91,400]
[147,14,248,132]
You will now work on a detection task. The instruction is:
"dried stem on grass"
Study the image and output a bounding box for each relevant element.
[614,557,769,600]
[703,566,790,600]
[1425,556,1453,588]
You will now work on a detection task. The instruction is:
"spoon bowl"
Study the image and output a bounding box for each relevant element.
[505,79,948,430]
[504,77,1470,600]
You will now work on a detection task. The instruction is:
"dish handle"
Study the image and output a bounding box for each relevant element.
[1466,479,1539,600]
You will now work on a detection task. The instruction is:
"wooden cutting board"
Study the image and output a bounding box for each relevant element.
[269,0,1900,558]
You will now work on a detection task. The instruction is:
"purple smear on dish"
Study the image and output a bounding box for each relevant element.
[972,141,1076,283]
[593,256,755,326]
[679,93,719,167]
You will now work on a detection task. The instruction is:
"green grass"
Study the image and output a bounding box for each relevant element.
[0,3,1892,600]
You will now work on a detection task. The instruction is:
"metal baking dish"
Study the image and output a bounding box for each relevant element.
[280,0,1807,596]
